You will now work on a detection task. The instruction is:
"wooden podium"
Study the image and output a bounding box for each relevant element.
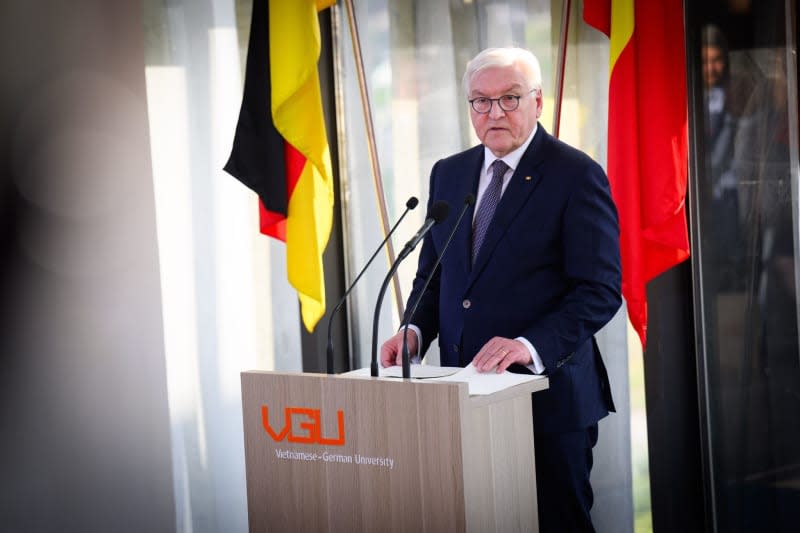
[241,370,548,532]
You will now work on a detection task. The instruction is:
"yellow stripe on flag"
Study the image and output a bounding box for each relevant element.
[269,0,335,332]
[286,158,332,331]
[609,0,633,69]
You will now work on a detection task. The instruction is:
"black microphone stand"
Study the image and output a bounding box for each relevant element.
[370,259,404,377]
[325,197,418,374]
[401,194,475,378]
[370,201,450,377]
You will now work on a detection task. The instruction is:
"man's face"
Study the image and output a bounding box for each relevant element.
[702,46,726,88]
[468,65,542,158]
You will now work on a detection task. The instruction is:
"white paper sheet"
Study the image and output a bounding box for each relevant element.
[429,363,543,395]
[341,364,543,395]
[341,365,461,379]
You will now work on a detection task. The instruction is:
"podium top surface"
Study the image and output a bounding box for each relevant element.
[242,367,548,407]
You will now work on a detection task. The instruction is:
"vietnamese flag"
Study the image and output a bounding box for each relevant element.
[583,0,690,346]
[225,0,336,332]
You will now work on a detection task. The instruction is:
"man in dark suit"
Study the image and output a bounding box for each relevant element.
[381,47,621,532]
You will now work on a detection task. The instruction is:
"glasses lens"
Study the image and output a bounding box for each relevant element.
[498,95,519,111]
[472,98,491,113]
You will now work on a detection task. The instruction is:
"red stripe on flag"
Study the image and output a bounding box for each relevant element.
[583,0,610,36]
[258,141,306,241]
[284,140,305,197]
[258,201,287,241]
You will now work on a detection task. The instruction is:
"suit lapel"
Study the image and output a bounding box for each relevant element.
[468,125,551,284]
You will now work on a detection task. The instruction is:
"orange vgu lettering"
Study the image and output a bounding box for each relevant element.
[261,406,345,446]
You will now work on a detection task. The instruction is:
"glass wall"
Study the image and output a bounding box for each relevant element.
[334,1,634,531]
[689,1,800,531]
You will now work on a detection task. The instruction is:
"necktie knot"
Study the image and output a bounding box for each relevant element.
[491,159,509,182]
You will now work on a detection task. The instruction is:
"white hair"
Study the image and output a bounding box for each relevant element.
[462,47,543,96]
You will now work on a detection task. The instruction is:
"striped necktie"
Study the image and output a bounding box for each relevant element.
[471,159,508,265]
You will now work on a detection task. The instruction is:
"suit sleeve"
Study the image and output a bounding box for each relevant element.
[522,159,622,369]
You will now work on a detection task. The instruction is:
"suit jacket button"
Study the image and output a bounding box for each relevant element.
[462,299,471,309]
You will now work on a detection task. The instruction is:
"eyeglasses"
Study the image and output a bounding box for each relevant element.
[468,89,537,114]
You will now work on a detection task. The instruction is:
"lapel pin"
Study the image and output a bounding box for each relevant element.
[525,176,532,181]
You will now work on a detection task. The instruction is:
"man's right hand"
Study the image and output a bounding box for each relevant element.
[380,329,419,368]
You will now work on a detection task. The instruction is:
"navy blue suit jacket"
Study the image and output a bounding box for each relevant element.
[406,125,622,434]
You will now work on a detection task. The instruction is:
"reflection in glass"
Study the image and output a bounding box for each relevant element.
[695,7,800,531]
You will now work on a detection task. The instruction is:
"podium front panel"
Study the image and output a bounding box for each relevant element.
[241,372,468,532]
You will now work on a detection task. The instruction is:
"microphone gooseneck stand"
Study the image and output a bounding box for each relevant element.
[401,194,476,378]
[370,201,451,377]
[325,197,418,374]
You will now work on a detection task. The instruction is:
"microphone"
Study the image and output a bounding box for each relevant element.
[325,197,418,374]
[401,194,476,378]
[371,200,451,377]
[396,201,451,261]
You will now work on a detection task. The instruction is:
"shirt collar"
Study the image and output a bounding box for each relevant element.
[707,87,725,114]
[483,123,538,173]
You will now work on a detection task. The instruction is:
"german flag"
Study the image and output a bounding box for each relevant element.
[225,0,336,332]
[583,0,690,346]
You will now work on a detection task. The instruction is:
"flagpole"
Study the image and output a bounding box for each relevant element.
[553,0,572,138]
[342,0,405,321]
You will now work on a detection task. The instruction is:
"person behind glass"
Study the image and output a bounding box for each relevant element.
[380,47,621,533]
[702,24,742,290]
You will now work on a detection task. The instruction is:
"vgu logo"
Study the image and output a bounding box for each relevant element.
[261,406,345,446]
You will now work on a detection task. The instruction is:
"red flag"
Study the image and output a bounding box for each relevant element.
[583,0,690,346]
[225,0,336,332]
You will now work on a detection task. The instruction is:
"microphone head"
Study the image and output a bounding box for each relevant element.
[464,193,476,206]
[406,196,419,209]
[429,200,451,223]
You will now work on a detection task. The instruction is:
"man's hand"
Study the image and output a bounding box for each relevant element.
[380,329,419,368]
[472,337,532,373]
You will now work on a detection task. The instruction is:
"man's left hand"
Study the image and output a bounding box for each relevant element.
[472,337,532,373]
